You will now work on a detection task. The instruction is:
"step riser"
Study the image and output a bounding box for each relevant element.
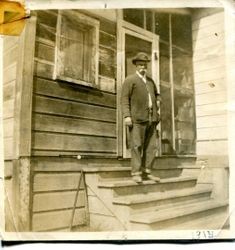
[113,180,197,197]
[98,169,183,181]
[129,192,212,214]
[130,205,228,230]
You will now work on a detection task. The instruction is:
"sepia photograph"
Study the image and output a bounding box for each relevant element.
[0,0,235,241]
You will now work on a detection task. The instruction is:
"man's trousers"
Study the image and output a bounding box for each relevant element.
[130,122,157,176]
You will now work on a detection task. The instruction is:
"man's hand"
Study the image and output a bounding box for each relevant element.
[124,117,133,127]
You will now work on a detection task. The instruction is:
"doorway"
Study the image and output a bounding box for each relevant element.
[117,20,160,158]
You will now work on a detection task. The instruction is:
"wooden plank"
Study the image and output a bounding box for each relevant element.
[33,172,83,192]
[32,132,116,153]
[192,12,224,31]
[197,140,228,156]
[192,21,224,41]
[193,32,224,51]
[4,161,13,178]
[36,10,58,28]
[195,90,227,106]
[98,76,116,93]
[3,36,19,52]
[32,208,86,231]
[35,41,55,62]
[32,113,116,138]
[194,78,226,94]
[34,61,54,79]
[4,138,13,161]
[3,63,17,84]
[32,150,116,157]
[14,16,37,157]
[194,67,226,84]
[197,126,227,140]
[33,95,116,122]
[3,44,18,69]
[3,99,14,119]
[196,102,227,117]
[196,114,227,129]
[193,43,225,63]
[3,80,15,101]
[33,190,85,212]
[33,77,116,108]
[3,118,14,138]
[193,55,225,73]
[192,8,223,22]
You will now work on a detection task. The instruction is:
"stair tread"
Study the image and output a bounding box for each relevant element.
[130,199,228,224]
[83,166,131,173]
[113,186,212,205]
[98,176,197,188]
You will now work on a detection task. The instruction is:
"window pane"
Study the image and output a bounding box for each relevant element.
[159,42,170,84]
[155,13,169,42]
[146,10,153,31]
[172,14,192,51]
[160,85,174,155]
[174,92,196,155]
[123,9,144,28]
[57,12,98,85]
[173,48,195,155]
[173,48,193,90]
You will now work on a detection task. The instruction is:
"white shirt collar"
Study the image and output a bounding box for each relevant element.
[136,71,146,81]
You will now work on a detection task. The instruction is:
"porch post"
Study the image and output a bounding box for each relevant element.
[13,15,36,231]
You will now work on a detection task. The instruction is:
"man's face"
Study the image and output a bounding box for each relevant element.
[135,61,148,76]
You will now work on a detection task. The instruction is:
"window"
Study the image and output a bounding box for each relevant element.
[54,10,100,87]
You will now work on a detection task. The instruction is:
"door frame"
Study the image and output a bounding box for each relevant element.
[116,19,161,158]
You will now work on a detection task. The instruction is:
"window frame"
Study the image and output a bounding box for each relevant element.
[53,10,100,87]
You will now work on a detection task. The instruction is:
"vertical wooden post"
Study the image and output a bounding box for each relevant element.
[169,14,176,151]
[12,16,37,231]
[116,10,124,157]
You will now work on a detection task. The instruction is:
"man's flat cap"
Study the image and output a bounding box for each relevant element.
[132,52,151,64]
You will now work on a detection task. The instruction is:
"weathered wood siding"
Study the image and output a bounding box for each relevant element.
[32,10,117,157]
[30,10,117,231]
[3,36,19,160]
[192,10,228,156]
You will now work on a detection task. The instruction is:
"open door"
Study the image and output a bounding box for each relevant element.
[117,20,160,158]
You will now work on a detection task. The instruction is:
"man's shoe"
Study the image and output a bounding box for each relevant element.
[132,175,142,183]
[147,174,160,182]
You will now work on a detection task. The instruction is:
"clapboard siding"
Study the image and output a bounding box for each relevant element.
[3,118,14,138]
[33,95,116,122]
[34,78,116,108]
[196,102,227,117]
[32,132,116,153]
[3,36,19,160]
[195,78,226,94]
[33,191,85,212]
[195,90,227,106]
[32,113,116,138]
[32,9,117,156]
[32,208,86,231]
[192,10,227,155]
[197,126,227,141]
[33,172,84,192]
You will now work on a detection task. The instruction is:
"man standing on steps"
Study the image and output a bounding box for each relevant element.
[121,52,161,183]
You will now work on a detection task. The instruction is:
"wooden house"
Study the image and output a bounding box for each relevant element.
[2,6,234,233]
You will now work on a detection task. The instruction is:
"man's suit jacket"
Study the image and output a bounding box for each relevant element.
[121,73,160,123]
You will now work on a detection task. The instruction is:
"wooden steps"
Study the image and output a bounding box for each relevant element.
[83,163,228,231]
[130,199,228,230]
[113,185,212,205]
